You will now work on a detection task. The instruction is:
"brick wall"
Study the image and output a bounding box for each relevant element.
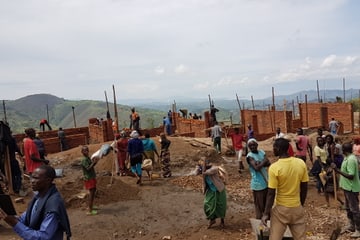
[14,127,89,154]
[174,117,208,137]
[88,118,114,143]
[241,109,293,135]
[299,102,353,133]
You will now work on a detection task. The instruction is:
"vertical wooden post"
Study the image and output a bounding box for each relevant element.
[2,100,7,123]
[112,85,119,134]
[105,91,111,119]
[236,93,242,124]
[72,106,76,128]
[292,99,295,119]
[305,94,309,127]
[343,78,346,102]
[251,95,255,110]
[268,105,274,132]
[272,87,276,131]
[46,104,50,124]
[317,80,320,103]
[284,99,287,133]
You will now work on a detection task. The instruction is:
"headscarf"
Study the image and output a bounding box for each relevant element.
[247,138,257,145]
[120,130,126,138]
[130,130,139,138]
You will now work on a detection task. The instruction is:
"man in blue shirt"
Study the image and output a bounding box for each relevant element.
[0,165,71,240]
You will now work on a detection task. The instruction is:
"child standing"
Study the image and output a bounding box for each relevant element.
[81,145,99,215]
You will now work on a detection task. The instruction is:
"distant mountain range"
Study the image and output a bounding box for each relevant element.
[2,89,359,134]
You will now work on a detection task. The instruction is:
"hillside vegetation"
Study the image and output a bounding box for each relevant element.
[3,94,166,134]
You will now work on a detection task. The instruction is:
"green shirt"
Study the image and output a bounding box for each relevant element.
[339,154,360,192]
[81,156,96,181]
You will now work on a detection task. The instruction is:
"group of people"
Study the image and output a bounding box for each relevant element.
[0,126,73,239]
[205,118,360,239]
[248,125,360,239]
[210,123,251,172]
[112,130,172,182]
[0,128,71,239]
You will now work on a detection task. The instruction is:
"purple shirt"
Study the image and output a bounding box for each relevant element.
[14,211,63,240]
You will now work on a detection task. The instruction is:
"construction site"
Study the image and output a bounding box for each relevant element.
[1,92,360,240]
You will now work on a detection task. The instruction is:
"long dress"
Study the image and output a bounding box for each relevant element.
[203,167,227,221]
[160,138,171,178]
[117,138,128,175]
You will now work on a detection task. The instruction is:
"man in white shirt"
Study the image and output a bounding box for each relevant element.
[211,121,222,154]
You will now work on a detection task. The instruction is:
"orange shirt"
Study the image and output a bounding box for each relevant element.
[23,138,42,174]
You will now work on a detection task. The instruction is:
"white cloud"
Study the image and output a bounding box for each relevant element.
[321,55,337,68]
[193,81,209,90]
[174,64,189,74]
[344,56,358,66]
[154,66,165,75]
[214,76,247,86]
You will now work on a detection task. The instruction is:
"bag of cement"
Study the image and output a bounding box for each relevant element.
[91,144,113,160]
[142,159,153,171]
[218,165,228,185]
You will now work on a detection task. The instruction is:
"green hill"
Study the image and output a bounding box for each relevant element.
[2,94,166,134]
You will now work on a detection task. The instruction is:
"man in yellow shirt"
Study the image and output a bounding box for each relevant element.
[261,138,309,240]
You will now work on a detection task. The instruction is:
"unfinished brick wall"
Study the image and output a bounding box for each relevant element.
[173,111,208,138]
[14,127,89,154]
[299,102,353,133]
[88,118,115,143]
[241,109,293,135]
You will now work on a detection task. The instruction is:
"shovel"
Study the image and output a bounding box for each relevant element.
[330,169,341,240]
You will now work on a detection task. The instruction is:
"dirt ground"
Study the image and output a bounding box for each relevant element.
[1,131,359,240]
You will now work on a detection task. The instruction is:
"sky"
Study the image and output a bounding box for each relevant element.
[1,0,360,103]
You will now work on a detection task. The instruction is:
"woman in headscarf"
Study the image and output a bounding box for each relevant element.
[127,130,144,185]
[159,133,171,178]
[198,159,227,229]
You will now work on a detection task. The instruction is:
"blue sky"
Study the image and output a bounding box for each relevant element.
[0,0,359,103]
